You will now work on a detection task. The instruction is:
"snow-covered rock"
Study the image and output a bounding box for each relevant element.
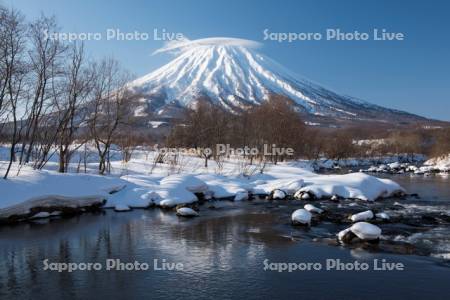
[388,162,401,169]
[407,165,418,172]
[297,173,404,201]
[30,212,51,219]
[375,212,390,220]
[338,222,382,243]
[377,164,388,172]
[294,190,311,200]
[350,210,374,222]
[367,166,378,172]
[350,222,382,240]
[114,204,131,212]
[424,154,450,172]
[337,228,353,242]
[253,178,304,196]
[234,191,249,201]
[271,189,286,200]
[176,207,199,217]
[291,209,312,225]
[304,204,324,214]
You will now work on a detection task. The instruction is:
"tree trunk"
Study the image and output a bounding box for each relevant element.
[58,147,66,173]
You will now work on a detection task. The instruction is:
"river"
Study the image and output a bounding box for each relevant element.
[1,174,449,299]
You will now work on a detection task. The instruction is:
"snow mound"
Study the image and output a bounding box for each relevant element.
[234,191,249,201]
[253,178,304,195]
[304,204,324,214]
[424,154,450,172]
[376,212,390,220]
[291,209,312,225]
[114,204,131,212]
[350,222,382,240]
[272,189,287,199]
[156,175,208,207]
[338,222,382,242]
[30,212,51,219]
[106,187,159,208]
[350,210,374,222]
[298,173,404,201]
[176,207,199,217]
[196,174,251,199]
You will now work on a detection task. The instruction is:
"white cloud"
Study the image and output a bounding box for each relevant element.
[153,37,262,55]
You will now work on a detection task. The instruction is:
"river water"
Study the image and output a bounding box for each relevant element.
[0,174,449,299]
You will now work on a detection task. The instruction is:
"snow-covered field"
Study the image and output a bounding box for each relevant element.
[0,147,407,222]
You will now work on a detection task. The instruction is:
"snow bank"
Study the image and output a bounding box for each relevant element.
[298,173,404,201]
[424,154,450,172]
[314,154,426,170]
[99,174,209,209]
[0,160,407,222]
[363,154,450,175]
[0,168,125,210]
[196,174,251,199]
[0,167,126,220]
[253,178,304,195]
[156,175,208,207]
[106,186,159,208]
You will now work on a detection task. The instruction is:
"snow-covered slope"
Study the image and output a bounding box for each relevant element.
[130,37,427,123]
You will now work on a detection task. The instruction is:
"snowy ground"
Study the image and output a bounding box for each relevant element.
[0,146,407,222]
[424,154,450,172]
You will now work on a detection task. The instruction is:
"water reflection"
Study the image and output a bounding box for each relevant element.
[1,175,450,299]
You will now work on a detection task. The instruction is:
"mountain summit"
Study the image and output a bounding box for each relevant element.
[130,37,432,126]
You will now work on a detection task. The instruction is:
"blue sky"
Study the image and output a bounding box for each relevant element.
[6,0,450,120]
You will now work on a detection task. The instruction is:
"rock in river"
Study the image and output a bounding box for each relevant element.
[176,207,199,217]
[350,210,374,222]
[304,204,324,214]
[291,209,312,226]
[338,222,382,243]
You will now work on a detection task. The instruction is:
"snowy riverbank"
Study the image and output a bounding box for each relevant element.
[0,159,405,223]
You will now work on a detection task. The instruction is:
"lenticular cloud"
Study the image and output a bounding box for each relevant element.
[153,37,262,55]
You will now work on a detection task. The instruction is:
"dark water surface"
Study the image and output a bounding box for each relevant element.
[1,174,449,299]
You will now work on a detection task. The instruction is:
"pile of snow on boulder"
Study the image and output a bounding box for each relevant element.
[338,222,382,243]
[291,209,312,226]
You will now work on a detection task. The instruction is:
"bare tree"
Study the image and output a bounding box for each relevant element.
[55,42,91,173]
[1,7,27,179]
[88,58,135,175]
[19,15,65,164]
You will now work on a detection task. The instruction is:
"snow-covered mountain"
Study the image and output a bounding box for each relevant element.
[130,37,430,126]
